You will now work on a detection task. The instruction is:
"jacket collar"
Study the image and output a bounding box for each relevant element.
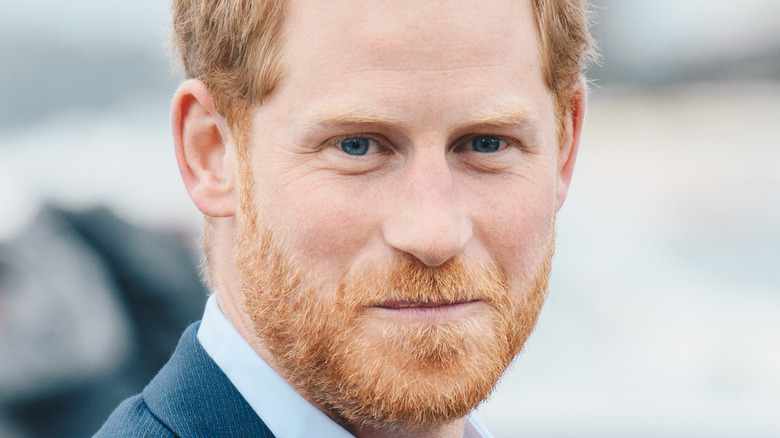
[142,323,275,438]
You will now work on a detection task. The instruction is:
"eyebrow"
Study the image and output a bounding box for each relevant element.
[457,103,542,131]
[307,102,541,131]
[308,104,404,127]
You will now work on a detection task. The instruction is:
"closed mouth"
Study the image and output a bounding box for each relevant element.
[377,299,479,309]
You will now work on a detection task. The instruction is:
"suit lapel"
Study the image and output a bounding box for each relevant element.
[142,323,275,438]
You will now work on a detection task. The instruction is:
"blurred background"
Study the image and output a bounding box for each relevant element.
[1,1,778,437]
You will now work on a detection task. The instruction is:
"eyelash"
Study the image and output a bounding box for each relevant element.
[326,133,523,156]
[329,134,390,155]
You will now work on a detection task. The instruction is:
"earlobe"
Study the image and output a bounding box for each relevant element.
[172,79,237,217]
[555,83,586,211]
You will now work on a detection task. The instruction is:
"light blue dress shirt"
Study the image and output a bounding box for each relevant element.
[197,295,495,438]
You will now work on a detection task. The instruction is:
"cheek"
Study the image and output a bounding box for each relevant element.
[472,178,557,280]
[267,182,382,275]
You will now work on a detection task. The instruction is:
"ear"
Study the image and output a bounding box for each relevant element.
[172,79,237,217]
[555,83,586,211]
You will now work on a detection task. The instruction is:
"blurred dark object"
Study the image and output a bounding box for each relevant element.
[0,205,207,438]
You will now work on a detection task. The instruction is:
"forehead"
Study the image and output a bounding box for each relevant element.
[270,0,549,129]
[285,0,535,67]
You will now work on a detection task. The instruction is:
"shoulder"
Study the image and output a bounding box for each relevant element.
[93,322,275,438]
[93,394,175,438]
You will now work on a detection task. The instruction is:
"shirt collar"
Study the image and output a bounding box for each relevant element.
[197,294,494,438]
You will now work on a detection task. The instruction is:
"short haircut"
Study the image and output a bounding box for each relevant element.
[171,0,597,282]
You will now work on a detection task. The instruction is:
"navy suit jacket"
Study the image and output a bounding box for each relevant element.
[94,323,276,437]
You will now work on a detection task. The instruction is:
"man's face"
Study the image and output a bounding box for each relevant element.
[233,0,569,433]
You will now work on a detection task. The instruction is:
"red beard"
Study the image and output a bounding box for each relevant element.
[235,207,552,434]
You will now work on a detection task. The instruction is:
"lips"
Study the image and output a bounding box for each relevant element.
[377,299,478,309]
[369,298,485,322]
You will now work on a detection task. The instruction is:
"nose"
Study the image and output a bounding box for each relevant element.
[381,150,473,266]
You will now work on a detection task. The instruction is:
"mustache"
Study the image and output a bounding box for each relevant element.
[335,254,510,309]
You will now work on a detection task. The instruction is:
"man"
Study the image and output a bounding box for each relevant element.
[96,0,595,436]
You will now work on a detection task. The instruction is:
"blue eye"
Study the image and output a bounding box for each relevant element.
[340,138,371,156]
[471,135,502,153]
